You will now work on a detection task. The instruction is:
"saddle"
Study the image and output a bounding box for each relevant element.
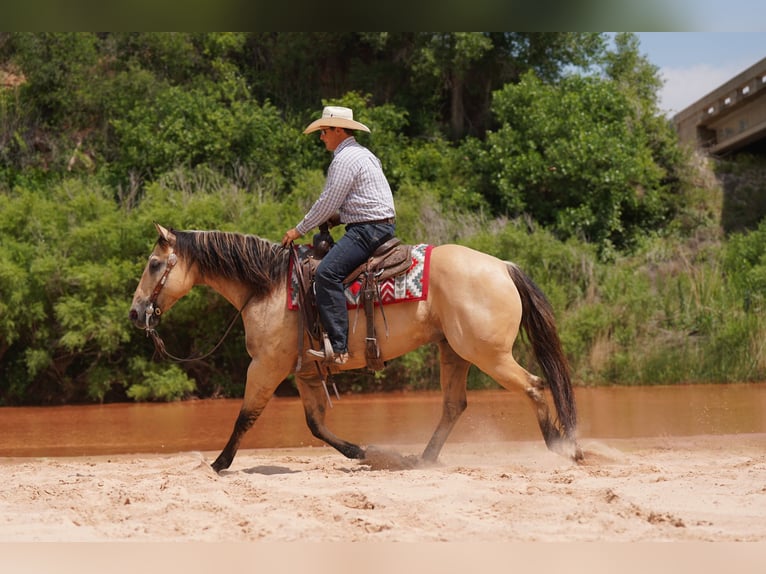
[292,223,413,371]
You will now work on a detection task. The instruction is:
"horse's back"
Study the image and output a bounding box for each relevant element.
[429,244,517,289]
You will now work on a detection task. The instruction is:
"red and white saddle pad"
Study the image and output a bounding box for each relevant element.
[287,243,433,310]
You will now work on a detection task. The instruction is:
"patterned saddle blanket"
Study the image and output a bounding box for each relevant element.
[287,243,432,310]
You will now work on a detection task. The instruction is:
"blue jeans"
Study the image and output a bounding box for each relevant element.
[314,222,395,353]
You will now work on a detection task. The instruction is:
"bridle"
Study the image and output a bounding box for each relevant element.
[145,251,177,329]
[142,248,250,363]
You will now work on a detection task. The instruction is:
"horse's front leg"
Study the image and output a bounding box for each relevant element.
[212,360,283,473]
[294,374,366,459]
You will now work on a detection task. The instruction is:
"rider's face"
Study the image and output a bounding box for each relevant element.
[319,126,346,151]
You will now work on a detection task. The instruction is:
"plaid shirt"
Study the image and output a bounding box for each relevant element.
[296,137,395,236]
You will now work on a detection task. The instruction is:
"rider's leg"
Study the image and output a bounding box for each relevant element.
[314,222,394,355]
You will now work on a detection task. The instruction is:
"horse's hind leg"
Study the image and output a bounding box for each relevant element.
[294,375,366,459]
[421,340,471,463]
[487,357,569,456]
[519,370,559,448]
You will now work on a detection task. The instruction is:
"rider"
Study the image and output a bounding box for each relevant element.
[281,106,396,365]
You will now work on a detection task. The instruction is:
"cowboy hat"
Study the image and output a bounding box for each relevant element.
[303,106,371,134]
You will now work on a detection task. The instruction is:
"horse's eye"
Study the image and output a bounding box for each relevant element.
[149,258,162,273]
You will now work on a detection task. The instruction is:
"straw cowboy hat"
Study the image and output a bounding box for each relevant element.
[303,106,371,134]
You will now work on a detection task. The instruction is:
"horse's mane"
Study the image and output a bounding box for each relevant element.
[171,230,290,299]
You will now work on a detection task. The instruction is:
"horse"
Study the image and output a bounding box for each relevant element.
[129,223,582,472]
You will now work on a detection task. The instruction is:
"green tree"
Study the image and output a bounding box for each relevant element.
[238,33,608,140]
[409,33,494,139]
[0,33,101,181]
[9,32,99,129]
[485,71,669,255]
[391,32,607,139]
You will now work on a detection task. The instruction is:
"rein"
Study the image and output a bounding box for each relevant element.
[146,308,246,363]
[144,248,250,363]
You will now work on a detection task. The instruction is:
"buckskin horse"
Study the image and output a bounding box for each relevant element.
[129,223,582,472]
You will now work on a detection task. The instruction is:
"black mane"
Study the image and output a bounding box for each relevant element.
[173,230,290,299]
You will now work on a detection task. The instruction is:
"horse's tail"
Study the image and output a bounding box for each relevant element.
[506,262,578,443]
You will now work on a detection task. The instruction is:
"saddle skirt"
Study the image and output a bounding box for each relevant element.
[287,243,433,310]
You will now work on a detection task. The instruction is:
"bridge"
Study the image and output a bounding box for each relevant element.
[674,56,766,155]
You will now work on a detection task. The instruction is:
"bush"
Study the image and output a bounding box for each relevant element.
[723,219,766,312]
[0,178,146,403]
[126,359,196,402]
[484,72,672,255]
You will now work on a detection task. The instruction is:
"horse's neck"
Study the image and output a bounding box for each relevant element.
[182,232,288,310]
[198,273,255,311]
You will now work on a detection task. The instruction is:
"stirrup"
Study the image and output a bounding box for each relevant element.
[306,348,330,361]
[306,348,349,365]
[308,333,334,361]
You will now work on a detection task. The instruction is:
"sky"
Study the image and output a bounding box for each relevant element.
[633,32,766,117]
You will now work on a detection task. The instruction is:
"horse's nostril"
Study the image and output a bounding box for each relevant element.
[129,309,138,322]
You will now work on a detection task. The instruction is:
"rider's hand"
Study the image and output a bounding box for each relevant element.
[281,228,302,247]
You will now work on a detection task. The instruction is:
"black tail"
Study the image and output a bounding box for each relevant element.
[506,262,578,442]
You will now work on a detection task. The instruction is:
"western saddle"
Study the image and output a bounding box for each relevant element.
[291,223,412,373]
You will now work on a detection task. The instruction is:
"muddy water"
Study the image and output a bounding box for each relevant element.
[0,383,764,457]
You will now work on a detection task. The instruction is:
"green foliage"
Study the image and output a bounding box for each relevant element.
[126,359,196,402]
[9,33,100,129]
[723,219,766,311]
[0,179,150,403]
[110,81,300,187]
[486,72,670,255]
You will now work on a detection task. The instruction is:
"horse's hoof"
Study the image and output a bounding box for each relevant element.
[211,456,231,474]
[547,436,582,462]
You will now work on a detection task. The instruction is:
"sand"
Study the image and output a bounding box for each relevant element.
[1,434,764,544]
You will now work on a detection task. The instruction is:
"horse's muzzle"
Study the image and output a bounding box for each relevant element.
[129,301,161,330]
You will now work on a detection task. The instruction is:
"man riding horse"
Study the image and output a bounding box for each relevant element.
[131,111,581,472]
[281,106,396,366]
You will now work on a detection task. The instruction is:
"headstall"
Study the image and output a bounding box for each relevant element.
[142,250,250,363]
[145,252,177,329]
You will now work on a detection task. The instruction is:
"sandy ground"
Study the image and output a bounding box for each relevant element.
[1,434,765,544]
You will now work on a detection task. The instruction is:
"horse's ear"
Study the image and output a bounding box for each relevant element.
[154,222,176,246]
